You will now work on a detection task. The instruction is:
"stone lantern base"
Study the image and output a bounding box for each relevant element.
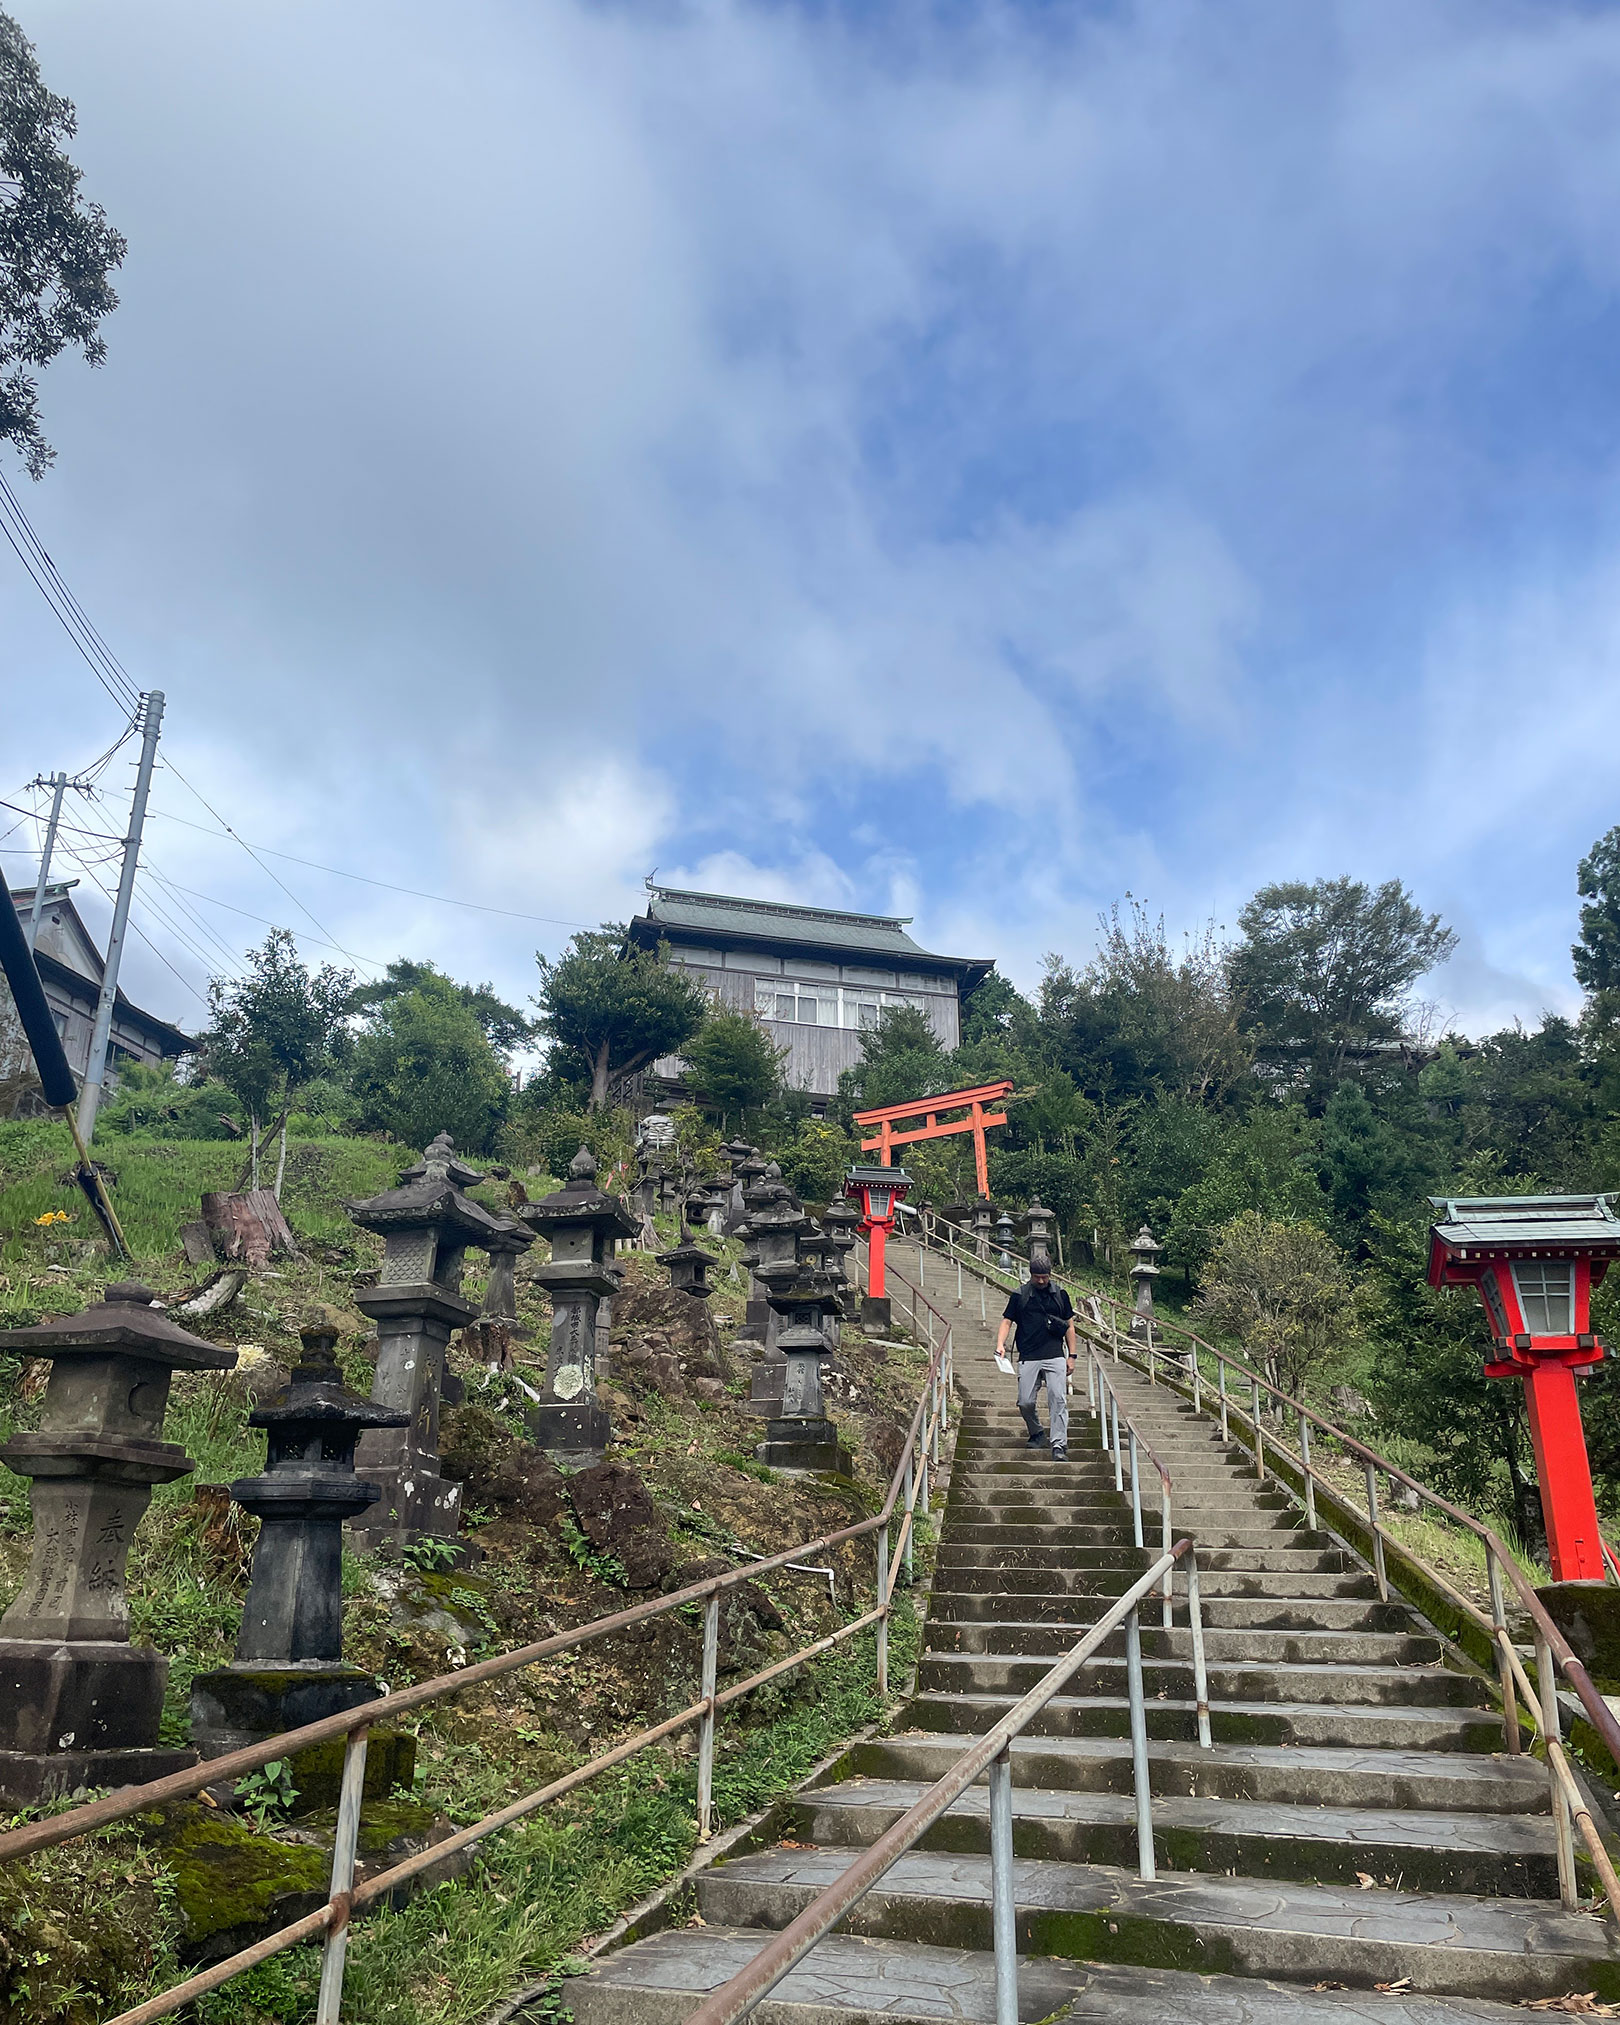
[0,1637,196,1805]
[190,1661,415,1809]
[861,1294,892,1334]
[745,1347,787,1418]
[529,1393,612,1468]
[756,1416,851,1475]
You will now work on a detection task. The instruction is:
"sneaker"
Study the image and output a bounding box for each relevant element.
[1026,1428,1048,1448]
[1051,1446,1068,1461]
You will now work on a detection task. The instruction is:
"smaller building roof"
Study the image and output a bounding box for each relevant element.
[8,884,193,1056]
[1427,1193,1620,1280]
[629,885,993,989]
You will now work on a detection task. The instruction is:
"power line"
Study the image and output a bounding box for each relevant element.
[56,836,210,1012]
[147,804,595,930]
[0,469,141,719]
[155,759,378,974]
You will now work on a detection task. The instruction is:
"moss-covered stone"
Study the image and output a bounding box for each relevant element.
[158,1803,328,1965]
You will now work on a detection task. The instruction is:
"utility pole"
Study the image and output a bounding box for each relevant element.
[79,691,164,1143]
[23,771,68,952]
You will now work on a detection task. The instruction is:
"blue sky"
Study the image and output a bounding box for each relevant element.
[5,0,1620,1038]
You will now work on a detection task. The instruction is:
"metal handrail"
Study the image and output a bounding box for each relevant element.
[1084,1345,1186,1647]
[906,1216,1620,1914]
[682,1540,1206,2025]
[1076,1285,1620,1914]
[0,1282,956,2025]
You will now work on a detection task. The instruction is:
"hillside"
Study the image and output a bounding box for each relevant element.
[0,1120,931,2025]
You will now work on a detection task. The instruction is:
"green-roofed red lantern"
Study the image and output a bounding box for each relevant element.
[1428,1194,1620,1584]
[843,1164,912,1301]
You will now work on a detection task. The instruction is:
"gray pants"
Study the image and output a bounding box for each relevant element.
[1017,1356,1068,1452]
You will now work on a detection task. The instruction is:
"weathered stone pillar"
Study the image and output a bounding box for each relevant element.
[728,1151,768,1236]
[1024,1195,1056,1263]
[1129,1225,1163,1339]
[480,1216,534,1324]
[192,1314,413,1789]
[520,1147,639,1465]
[0,1282,237,1804]
[973,1196,994,1262]
[755,1267,847,1474]
[995,1209,1016,1271]
[346,1135,507,1555]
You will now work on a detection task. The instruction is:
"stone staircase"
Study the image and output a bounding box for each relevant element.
[570,1244,1620,2023]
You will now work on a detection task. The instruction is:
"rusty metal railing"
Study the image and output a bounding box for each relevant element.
[0,1279,957,2025]
[903,1213,1620,1912]
[678,1541,1204,2025]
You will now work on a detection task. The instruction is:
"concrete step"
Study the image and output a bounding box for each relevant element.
[571,1929,1574,2023]
[920,1621,1444,1665]
[927,1589,1395,1625]
[907,1688,1509,1752]
[915,1651,1490,1706]
[938,1524,1313,1550]
[853,1732,1550,1814]
[781,1778,1565,1897]
[931,1548,1364,1581]
[934,1534,1338,1563]
[680,1856,1620,2006]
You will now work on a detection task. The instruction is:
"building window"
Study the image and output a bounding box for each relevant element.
[754,979,931,1029]
[51,1010,68,1037]
[1512,1260,1575,1336]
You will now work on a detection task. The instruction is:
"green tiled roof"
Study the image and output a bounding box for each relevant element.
[630,886,992,980]
[1428,1193,1620,1250]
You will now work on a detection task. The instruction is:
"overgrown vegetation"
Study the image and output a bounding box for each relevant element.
[0,1103,932,2024]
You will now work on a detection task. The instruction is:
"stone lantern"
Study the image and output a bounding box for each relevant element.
[1129,1225,1162,1339]
[973,1196,995,1262]
[519,1147,640,1464]
[659,1238,715,1301]
[345,1134,508,1554]
[192,1312,412,1775]
[994,1209,1017,1271]
[1024,1196,1056,1262]
[0,1280,237,1805]
[750,1184,808,1350]
[729,1151,769,1235]
[756,1266,848,1474]
[820,1198,861,1289]
[479,1214,534,1325]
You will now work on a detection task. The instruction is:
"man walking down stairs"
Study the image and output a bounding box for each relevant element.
[571,1240,1620,2023]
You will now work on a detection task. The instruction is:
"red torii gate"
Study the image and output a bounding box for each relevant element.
[852,1079,1014,1199]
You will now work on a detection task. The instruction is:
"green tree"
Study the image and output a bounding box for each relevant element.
[535,928,710,1111]
[350,976,510,1155]
[1193,1212,1361,1400]
[349,959,533,1051]
[202,930,354,1194]
[1575,825,1620,999]
[959,971,1035,1049]
[98,1060,243,1140]
[682,1009,786,1128]
[1037,905,1248,1106]
[0,11,126,476]
[1163,1105,1326,1285]
[776,1119,858,1207]
[838,1004,950,1115]
[1228,877,1455,1102]
[1319,1081,1435,1252]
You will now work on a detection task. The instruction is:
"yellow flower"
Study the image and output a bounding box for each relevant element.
[32,1209,72,1226]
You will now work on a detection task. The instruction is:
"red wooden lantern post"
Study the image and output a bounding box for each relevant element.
[1427,1194,1620,1585]
[844,1163,912,1335]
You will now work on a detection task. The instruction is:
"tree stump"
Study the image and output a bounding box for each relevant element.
[201,1189,298,1268]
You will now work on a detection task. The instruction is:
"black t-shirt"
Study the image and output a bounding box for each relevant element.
[1003,1282,1074,1360]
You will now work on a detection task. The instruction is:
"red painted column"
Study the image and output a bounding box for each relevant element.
[867,1218,890,1298]
[972,1104,988,1198]
[1522,1361,1607,1582]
